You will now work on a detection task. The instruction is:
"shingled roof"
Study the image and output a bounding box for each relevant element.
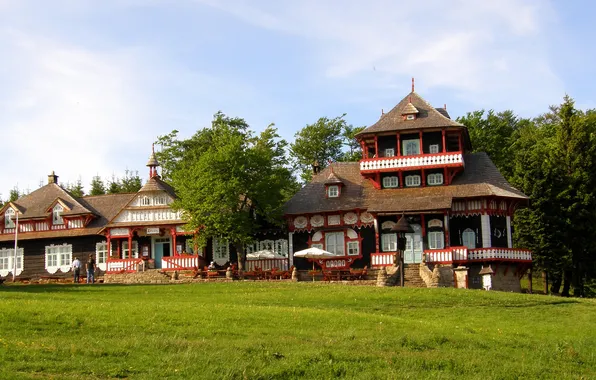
[356,92,463,136]
[284,153,527,215]
[138,176,177,198]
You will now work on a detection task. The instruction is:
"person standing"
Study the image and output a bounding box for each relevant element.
[72,256,81,283]
[86,256,96,284]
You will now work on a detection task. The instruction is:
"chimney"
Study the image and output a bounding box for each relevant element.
[48,171,58,184]
[311,160,321,174]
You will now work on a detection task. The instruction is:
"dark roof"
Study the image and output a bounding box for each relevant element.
[356,92,463,136]
[324,171,344,185]
[0,183,95,221]
[284,153,528,215]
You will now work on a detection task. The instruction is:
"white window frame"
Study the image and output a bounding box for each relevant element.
[141,196,151,206]
[402,139,420,156]
[406,114,415,120]
[45,244,72,274]
[95,242,110,271]
[381,233,397,252]
[427,173,444,186]
[428,231,445,250]
[382,176,399,188]
[384,148,395,157]
[405,175,421,187]
[212,237,230,265]
[311,243,323,250]
[462,228,476,249]
[325,232,345,256]
[429,144,440,154]
[53,204,64,225]
[0,247,24,277]
[154,195,167,205]
[4,208,15,229]
[122,241,139,259]
[328,185,339,198]
[347,241,359,256]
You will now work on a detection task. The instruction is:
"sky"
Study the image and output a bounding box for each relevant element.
[1,0,595,200]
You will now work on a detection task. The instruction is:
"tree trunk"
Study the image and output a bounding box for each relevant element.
[550,276,561,295]
[572,258,584,297]
[561,270,572,297]
[528,269,533,294]
[235,242,246,271]
[542,271,549,295]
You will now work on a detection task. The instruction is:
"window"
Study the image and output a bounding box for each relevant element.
[4,208,15,229]
[382,176,399,188]
[328,185,339,198]
[347,241,359,256]
[384,148,395,157]
[406,114,415,120]
[0,247,23,276]
[141,196,151,206]
[122,241,139,259]
[155,195,167,205]
[402,139,420,156]
[427,173,444,186]
[45,244,72,274]
[311,243,323,250]
[325,232,344,255]
[53,204,64,225]
[462,228,476,249]
[381,233,397,252]
[428,231,445,249]
[429,144,440,154]
[212,238,230,264]
[405,175,421,187]
[96,242,110,265]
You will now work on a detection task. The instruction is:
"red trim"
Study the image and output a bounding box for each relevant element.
[419,131,423,153]
[421,214,426,236]
[396,133,401,156]
[374,135,379,157]
[442,129,446,153]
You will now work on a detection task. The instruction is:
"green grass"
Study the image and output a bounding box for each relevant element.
[1,283,594,379]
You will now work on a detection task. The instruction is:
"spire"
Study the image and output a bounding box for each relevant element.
[411,77,415,93]
[146,144,160,178]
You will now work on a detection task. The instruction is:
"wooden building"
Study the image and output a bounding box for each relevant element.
[284,84,532,291]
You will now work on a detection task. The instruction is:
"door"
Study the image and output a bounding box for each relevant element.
[404,224,423,264]
[153,238,171,269]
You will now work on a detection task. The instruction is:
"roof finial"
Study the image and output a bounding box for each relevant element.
[409,95,412,103]
[152,143,155,154]
[381,108,384,115]
[411,77,415,93]
[444,103,447,110]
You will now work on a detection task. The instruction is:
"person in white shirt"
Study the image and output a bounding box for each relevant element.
[72,257,81,283]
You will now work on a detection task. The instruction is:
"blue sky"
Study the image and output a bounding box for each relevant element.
[1,0,595,199]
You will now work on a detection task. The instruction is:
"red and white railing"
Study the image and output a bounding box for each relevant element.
[106,258,143,273]
[371,252,394,267]
[360,152,464,172]
[245,258,289,271]
[424,247,532,264]
[162,255,200,271]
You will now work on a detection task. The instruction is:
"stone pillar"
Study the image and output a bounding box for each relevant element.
[376,267,387,287]
[453,266,469,289]
[291,267,299,282]
[226,267,233,279]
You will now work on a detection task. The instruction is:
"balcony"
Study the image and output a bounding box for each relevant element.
[424,247,532,264]
[360,152,464,173]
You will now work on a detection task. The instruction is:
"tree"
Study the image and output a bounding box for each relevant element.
[9,187,20,202]
[166,112,295,271]
[65,179,85,197]
[119,170,142,193]
[290,115,347,183]
[107,175,122,194]
[155,130,185,183]
[340,125,365,162]
[89,175,106,196]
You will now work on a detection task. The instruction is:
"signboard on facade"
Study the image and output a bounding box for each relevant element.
[147,227,160,235]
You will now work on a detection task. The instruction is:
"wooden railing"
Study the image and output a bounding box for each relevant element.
[371,252,394,267]
[424,247,532,264]
[360,152,464,172]
[106,258,143,273]
[162,255,199,271]
[245,258,289,271]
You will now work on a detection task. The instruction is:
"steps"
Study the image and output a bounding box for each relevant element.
[403,264,427,288]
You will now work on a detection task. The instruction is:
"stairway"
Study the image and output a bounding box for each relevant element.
[403,264,427,288]
[103,269,172,284]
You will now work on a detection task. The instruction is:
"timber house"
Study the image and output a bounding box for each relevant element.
[0,84,532,290]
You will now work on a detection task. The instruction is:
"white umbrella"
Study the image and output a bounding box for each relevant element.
[293,247,337,271]
[246,250,284,260]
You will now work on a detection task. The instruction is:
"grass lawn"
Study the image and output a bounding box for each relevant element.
[0,282,594,379]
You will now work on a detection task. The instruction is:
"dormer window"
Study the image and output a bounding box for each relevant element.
[52,204,64,225]
[406,114,415,120]
[4,208,15,229]
[384,148,395,157]
[328,185,339,198]
[141,196,151,206]
[405,175,421,187]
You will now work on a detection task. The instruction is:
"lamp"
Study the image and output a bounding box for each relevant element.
[391,214,413,287]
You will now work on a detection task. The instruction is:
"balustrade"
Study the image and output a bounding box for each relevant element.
[360,152,464,172]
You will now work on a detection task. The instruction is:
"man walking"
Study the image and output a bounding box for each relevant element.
[86,256,96,284]
[72,256,81,283]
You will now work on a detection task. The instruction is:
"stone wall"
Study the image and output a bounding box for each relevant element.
[490,264,522,292]
[420,264,454,288]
